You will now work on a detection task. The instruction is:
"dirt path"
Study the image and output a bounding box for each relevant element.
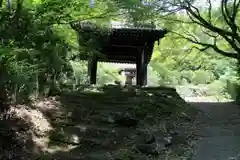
[190,101,240,160]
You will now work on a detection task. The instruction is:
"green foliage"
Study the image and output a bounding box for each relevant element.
[191,70,216,85]
[97,63,122,84]
[1,1,240,160]
[0,5,72,102]
[207,80,227,96]
[180,71,195,83]
[226,76,240,101]
[0,0,239,104]
[70,61,88,85]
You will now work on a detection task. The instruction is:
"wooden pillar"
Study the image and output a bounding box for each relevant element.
[143,64,147,86]
[137,49,145,86]
[137,47,148,86]
[143,45,150,86]
[88,56,97,84]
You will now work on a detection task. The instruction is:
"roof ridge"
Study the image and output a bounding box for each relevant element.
[71,21,168,32]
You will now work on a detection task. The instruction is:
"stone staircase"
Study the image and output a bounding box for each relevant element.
[41,86,197,160]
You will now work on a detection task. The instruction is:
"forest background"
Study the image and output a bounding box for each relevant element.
[0,0,239,103]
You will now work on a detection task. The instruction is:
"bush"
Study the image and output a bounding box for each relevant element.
[97,64,122,84]
[148,67,160,86]
[226,78,240,101]
[181,71,195,83]
[70,61,88,85]
[179,78,188,85]
[207,80,226,96]
[191,70,215,84]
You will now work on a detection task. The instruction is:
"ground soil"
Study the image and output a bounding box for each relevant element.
[2,85,240,160]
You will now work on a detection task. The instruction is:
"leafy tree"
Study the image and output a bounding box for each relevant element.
[145,0,240,59]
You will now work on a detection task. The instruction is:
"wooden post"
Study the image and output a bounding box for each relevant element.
[143,64,147,86]
[136,46,149,86]
[143,46,148,86]
[136,48,145,86]
[88,56,97,84]
[136,59,141,86]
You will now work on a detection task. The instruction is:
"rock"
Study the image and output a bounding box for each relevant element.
[163,133,187,148]
[134,132,156,144]
[179,112,192,122]
[91,114,116,124]
[92,112,139,127]
[165,122,175,133]
[171,134,187,145]
[106,115,116,124]
[115,112,138,127]
[135,144,162,155]
[84,152,110,160]
[145,134,156,144]
[80,138,102,147]
[115,116,138,127]
[153,132,172,148]
[163,136,173,147]
[102,139,117,148]
[169,130,179,136]
[69,135,80,144]
[113,148,149,160]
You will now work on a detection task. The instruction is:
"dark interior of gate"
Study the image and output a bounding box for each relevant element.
[71,22,168,86]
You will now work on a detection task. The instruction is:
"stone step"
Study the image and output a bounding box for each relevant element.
[49,135,121,152]
[51,110,139,126]
[82,151,113,160]
[63,124,120,138]
[63,104,137,113]
[60,99,97,107]
[89,113,139,127]
[60,93,183,108]
[91,108,135,116]
[45,149,113,160]
[61,93,131,100]
[63,99,135,106]
[51,114,119,127]
[47,154,84,160]
[60,87,179,97]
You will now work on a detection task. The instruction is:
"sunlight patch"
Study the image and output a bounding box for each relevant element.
[11,105,53,136]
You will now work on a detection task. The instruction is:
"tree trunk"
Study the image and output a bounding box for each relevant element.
[0,58,9,114]
[0,0,3,8]
[7,0,12,11]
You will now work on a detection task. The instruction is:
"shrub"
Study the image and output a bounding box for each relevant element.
[180,71,195,83]
[226,78,240,101]
[207,80,226,96]
[191,70,215,84]
[148,67,160,86]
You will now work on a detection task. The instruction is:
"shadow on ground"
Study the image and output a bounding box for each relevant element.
[1,85,200,160]
[35,85,199,160]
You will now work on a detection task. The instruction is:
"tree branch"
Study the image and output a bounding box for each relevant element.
[221,1,236,34]
[155,14,195,24]
[57,11,125,25]
[183,1,235,38]
[172,31,238,59]
[176,0,240,57]
[207,0,212,22]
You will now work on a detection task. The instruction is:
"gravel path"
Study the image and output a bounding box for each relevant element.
[190,101,240,160]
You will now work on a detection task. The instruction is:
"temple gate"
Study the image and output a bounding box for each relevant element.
[71,22,168,86]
